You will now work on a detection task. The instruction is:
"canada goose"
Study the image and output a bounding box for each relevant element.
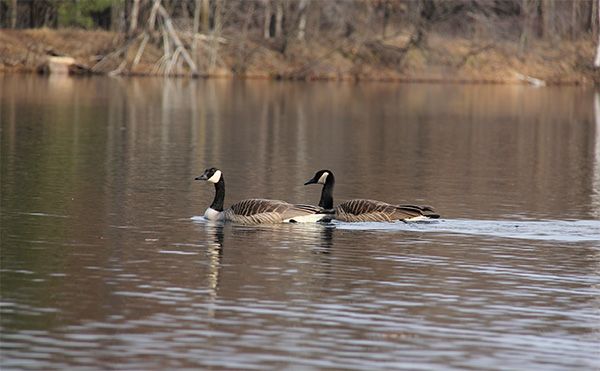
[195,167,328,224]
[304,169,440,222]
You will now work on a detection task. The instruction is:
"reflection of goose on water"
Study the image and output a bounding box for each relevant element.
[202,222,223,318]
[304,169,440,222]
[195,167,329,224]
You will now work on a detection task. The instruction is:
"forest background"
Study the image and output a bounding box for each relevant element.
[1,0,599,84]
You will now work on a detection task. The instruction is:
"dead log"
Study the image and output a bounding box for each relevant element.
[38,56,92,75]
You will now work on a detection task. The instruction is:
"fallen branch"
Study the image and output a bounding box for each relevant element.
[152,55,168,74]
[166,48,182,75]
[93,0,198,77]
[91,35,138,73]
[157,4,198,76]
[132,33,149,68]
[109,59,128,76]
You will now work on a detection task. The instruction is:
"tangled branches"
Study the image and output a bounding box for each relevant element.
[92,0,199,76]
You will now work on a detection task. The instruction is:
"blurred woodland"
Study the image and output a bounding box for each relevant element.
[1,0,599,83]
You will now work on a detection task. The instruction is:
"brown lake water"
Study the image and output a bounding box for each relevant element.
[1,75,600,370]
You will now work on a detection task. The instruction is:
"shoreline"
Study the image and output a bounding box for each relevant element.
[1,69,585,86]
[1,28,598,85]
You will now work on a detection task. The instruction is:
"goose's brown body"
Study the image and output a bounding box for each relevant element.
[335,199,438,222]
[196,168,327,225]
[223,199,324,224]
[305,170,439,222]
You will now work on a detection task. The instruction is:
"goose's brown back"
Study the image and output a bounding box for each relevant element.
[335,199,438,222]
[224,199,324,224]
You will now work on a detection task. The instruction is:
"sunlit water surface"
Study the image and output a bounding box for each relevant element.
[1,75,600,370]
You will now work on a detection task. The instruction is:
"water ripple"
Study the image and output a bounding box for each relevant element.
[335,219,600,243]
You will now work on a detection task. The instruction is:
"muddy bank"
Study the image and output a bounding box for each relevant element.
[1,28,598,84]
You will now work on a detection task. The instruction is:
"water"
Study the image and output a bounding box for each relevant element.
[1,75,599,370]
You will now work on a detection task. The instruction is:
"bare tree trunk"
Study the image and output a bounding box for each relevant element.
[410,0,432,48]
[541,0,547,38]
[193,0,201,33]
[297,15,306,40]
[129,0,140,35]
[179,0,190,19]
[214,0,222,35]
[234,1,256,74]
[382,0,390,38]
[148,0,160,30]
[297,0,308,40]
[263,0,271,38]
[132,34,149,67]
[594,0,599,38]
[10,0,17,29]
[520,0,534,52]
[201,0,210,32]
[595,0,600,67]
[209,0,222,71]
[541,0,555,40]
[570,0,577,40]
[192,0,202,67]
[275,0,283,38]
[43,3,51,27]
[110,0,121,32]
[312,2,321,40]
[157,4,198,75]
[595,37,600,68]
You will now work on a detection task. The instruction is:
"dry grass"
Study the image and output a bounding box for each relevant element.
[0,28,120,71]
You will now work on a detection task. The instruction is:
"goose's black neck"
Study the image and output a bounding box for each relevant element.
[211,177,225,211]
[319,174,334,210]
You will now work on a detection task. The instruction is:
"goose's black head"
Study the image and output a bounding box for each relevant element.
[304,169,334,186]
[305,169,335,209]
[195,167,222,183]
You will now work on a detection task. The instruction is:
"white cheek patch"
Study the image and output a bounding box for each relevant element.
[207,170,222,183]
[317,172,329,184]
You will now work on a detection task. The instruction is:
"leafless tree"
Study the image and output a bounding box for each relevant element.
[129,0,141,35]
[6,0,598,77]
[10,0,17,28]
[595,0,600,68]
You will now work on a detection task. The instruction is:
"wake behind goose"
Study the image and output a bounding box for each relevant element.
[334,218,600,243]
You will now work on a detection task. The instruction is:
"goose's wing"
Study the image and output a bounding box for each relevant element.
[336,199,439,222]
[224,198,291,224]
[336,199,399,222]
[229,199,289,216]
[397,204,435,212]
[291,203,325,214]
[396,204,440,219]
[225,199,328,224]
